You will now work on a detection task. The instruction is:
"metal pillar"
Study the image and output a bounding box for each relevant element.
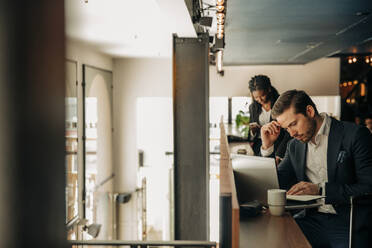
[173,33,210,241]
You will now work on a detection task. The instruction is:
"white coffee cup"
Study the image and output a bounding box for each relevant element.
[267,189,286,216]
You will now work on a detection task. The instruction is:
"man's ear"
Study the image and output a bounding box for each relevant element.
[306,105,315,118]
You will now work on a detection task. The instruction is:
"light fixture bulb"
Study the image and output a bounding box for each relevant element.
[348,58,352,64]
[217,17,224,24]
[216,13,225,19]
[216,0,225,5]
[352,57,357,63]
[361,83,366,96]
[216,5,225,12]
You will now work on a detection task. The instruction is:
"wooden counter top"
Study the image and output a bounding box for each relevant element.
[240,211,311,248]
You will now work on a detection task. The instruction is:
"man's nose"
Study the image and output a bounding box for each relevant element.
[288,129,296,137]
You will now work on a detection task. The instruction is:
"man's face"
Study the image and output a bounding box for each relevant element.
[365,118,372,132]
[276,106,317,143]
[252,89,269,105]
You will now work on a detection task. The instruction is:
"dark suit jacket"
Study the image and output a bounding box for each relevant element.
[278,118,372,205]
[277,118,372,242]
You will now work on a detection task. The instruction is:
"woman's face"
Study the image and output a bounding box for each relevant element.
[252,89,269,105]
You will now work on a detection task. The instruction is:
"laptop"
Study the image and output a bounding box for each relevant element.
[231,154,279,206]
[231,154,323,209]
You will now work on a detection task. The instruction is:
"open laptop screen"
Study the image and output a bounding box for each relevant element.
[231,154,279,205]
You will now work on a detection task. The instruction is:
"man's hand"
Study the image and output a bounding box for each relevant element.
[261,121,281,149]
[287,181,320,195]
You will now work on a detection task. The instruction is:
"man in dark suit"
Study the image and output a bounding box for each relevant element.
[260,90,372,248]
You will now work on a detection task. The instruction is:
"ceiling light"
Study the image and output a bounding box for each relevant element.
[216,5,225,12]
[361,83,366,96]
[348,81,352,86]
[217,17,224,24]
[216,0,225,5]
[343,82,347,87]
[348,58,353,64]
[353,80,358,85]
[366,57,370,63]
[216,13,225,19]
[352,57,357,63]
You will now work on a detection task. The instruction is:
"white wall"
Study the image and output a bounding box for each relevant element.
[113,58,172,239]
[113,58,172,190]
[66,39,113,72]
[210,57,340,96]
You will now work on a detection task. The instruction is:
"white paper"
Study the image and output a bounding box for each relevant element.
[286,195,325,202]
[285,202,322,210]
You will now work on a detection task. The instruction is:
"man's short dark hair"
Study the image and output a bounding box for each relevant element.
[272,90,319,118]
[365,113,372,120]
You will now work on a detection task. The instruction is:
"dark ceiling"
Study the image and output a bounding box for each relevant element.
[223,0,372,65]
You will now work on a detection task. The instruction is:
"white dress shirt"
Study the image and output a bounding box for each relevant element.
[306,113,336,213]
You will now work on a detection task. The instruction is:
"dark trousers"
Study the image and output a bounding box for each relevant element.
[252,138,262,156]
[295,209,350,248]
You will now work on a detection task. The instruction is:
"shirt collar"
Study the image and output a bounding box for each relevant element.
[311,113,331,146]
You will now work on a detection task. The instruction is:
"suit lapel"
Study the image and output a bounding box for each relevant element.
[296,141,307,181]
[327,118,344,182]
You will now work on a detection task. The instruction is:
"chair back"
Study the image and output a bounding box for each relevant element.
[349,194,372,248]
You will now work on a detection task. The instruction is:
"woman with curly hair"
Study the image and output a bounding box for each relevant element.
[248,75,290,161]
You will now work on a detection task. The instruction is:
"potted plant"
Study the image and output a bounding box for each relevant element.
[235,110,250,138]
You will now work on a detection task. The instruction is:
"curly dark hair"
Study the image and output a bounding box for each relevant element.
[249,75,272,92]
[248,75,280,108]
